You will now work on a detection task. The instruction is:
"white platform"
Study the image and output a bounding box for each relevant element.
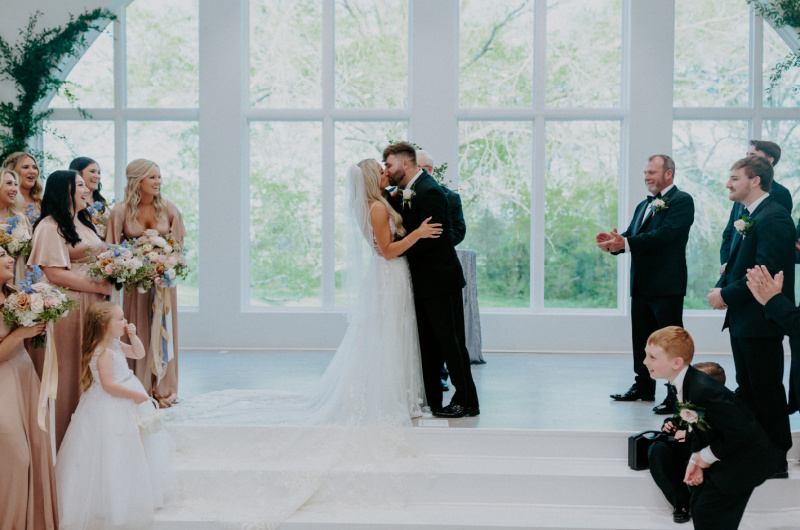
[151,352,800,529]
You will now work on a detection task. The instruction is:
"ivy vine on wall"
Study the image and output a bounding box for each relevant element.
[0,9,116,161]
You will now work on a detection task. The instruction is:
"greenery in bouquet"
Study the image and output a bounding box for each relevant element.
[2,266,78,348]
[88,241,150,293]
[130,230,188,290]
[0,215,31,258]
[86,200,115,239]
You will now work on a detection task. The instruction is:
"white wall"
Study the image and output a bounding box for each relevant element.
[0,0,738,354]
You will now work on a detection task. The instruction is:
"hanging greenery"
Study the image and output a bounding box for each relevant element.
[0,9,116,161]
[747,0,800,99]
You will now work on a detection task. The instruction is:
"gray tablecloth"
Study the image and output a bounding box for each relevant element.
[457,249,485,364]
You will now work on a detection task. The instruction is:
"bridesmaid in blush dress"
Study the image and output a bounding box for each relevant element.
[0,246,58,530]
[28,170,111,449]
[106,159,186,408]
[2,152,43,225]
[69,157,110,239]
[0,168,33,282]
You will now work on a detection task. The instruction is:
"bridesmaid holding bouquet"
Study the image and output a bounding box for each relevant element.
[2,152,43,225]
[106,159,185,408]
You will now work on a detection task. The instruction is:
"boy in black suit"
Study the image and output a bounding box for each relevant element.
[649,362,726,524]
[644,326,782,529]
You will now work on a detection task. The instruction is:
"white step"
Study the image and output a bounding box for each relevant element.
[155,425,800,529]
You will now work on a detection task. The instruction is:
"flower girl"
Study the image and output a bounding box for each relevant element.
[56,301,177,529]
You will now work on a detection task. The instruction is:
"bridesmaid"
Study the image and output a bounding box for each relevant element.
[69,157,109,238]
[29,170,110,449]
[0,245,58,530]
[0,168,32,282]
[107,159,185,408]
[2,152,43,225]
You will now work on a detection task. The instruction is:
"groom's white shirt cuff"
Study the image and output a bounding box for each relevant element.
[674,366,719,465]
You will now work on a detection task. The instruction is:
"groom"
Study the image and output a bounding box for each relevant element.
[383,142,479,418]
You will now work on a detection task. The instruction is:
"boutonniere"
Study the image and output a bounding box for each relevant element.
[650,197,668,213]
[674,401,710,432]
[733,214,755,238]
[402,188,416,209]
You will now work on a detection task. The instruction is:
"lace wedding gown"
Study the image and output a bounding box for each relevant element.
[167,210,427,527]
[56,339,178,530]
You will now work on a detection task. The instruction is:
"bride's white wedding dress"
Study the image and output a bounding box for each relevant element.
[167,187,427,527]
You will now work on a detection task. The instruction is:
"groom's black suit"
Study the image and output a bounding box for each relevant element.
[716,195,796,451]
[650,367,781,529]
[615,186,694,395]
[398,171,479,411]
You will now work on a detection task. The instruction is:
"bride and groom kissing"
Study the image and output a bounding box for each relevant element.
[366,141,480,418]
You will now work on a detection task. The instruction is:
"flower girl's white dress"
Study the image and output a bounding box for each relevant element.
[56,339,177,530]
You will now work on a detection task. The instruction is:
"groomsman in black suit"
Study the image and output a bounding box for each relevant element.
[645,327,782,529]
[719,141,792,275]
[708,156,796,470]
[597,155,694,410]
[383,142,479,418]
[746,265,800,412]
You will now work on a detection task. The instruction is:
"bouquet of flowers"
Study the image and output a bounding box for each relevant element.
[130,230,188,290]
[87,241,150,293]
[3,266,79,348]
[86,200,115,238]
[0,215,32,258]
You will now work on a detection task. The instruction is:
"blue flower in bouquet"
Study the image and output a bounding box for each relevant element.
[5,215,20,234]
[18,266,44,294]
[86,201,104,216]
[23,203,39,225]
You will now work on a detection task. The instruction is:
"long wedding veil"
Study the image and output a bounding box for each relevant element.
[343,163,373,321]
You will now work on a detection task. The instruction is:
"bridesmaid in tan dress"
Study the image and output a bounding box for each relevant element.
[29,170,110,449]
[0,246,58,529]
[2,151,43,225]
[106,159,185,407]
[0,168,32,282]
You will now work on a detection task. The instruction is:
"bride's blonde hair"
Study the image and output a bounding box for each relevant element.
[357,158,406,237]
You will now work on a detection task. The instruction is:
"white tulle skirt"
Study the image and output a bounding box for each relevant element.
[166,255,427,527]
[56,374,178,530]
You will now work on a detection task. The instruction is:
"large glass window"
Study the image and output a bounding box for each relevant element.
[45,0,199,308]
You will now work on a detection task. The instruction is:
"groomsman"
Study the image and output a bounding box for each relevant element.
[597,155,694,411]
[719,140,792,276]
[708,156,796,471]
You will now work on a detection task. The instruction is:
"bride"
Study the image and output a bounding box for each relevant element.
[166,158,441,525]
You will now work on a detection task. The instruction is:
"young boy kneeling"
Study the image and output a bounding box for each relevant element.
[643,326,782,529]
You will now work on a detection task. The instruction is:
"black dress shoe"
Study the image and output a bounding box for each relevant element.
[432,403,468,418]
[610,385,655,402]
[770,461,789,479]
[464,406,480,417]
[673,505,690,523]
[441,378,450,391]
[652,398,676,415]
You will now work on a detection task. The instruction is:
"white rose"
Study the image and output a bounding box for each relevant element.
[128,259,143,270]
[651,199,665,208]
[402,189,413,200]
[679,408,699,424]
[733,219,746,231]
[147,252,160,262]
[30,294,44,314]
[142,243,154,252]
[120,249,133,259]
[143,229,159,238]
[163,245,173,254]
[11,226,28,240]
[152,236,168,248]
[31,282,50,293]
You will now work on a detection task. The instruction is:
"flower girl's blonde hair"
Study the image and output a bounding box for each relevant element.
[79,301,119,391]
